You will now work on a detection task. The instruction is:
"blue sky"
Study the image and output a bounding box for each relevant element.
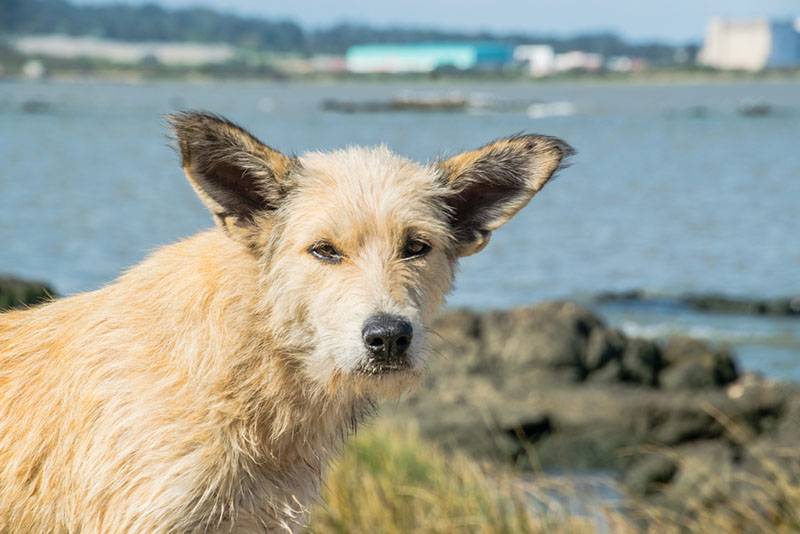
[76,0,799,42]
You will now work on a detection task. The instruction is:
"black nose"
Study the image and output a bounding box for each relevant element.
[362,314,413,362]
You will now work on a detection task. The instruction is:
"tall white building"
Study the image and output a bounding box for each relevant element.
[513,45,555,77]
[699,17,800,71]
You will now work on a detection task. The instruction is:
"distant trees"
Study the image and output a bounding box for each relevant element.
[0,0,686,62]
[0,0,306,52]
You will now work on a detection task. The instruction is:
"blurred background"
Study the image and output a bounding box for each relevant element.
[1,1,799,530]
[1,0,798,378]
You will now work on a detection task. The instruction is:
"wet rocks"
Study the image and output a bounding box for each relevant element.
[660,336,739,390]
[384,300,800,503]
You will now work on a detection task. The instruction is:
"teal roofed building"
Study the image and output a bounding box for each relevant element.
[346,43,515,73]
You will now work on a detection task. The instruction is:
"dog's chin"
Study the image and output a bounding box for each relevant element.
[349,361,423,397]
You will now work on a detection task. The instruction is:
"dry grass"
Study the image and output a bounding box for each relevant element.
[309,421,596,534]
[630,447,800,533]
[310,419,800,534]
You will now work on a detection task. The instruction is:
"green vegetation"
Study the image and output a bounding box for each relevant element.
[0,0,305,52]
[0,0,688,62]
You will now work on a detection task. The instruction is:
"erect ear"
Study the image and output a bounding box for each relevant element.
[169,111,296,241]
[438,134,574,257]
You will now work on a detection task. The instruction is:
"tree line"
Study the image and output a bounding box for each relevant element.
[0,0,686,62]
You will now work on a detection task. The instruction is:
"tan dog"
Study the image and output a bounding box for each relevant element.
[0,112,572,533]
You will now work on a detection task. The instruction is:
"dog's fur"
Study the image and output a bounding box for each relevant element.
[0,112,572,533]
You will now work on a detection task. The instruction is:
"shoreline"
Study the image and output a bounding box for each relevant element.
[4,69,800,87]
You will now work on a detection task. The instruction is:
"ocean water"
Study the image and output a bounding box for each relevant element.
[1,79,798,377]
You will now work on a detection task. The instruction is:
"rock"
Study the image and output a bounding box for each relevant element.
[623,455,679,496]
[0,275,57,312]
[657,440,736,505]
[502,414,554,464]
[594,289,648,302]
[480,301,603,380]
[584,327,626,372]
[661,336,739,389]
[503,414,553,442]
[685,293,800,316]
[773,396,800,445]
[637,400,723,446]
[383,300,800,505]
[594,290,800,317]
[429,309,483,373]
[661,361,716,390]
[587,358,625,383]
[620,338,663,386]
[532,422,637,470]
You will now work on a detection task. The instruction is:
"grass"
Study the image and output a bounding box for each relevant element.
[629,447,800,533]
[309,420,597,534]
[309,418,800,534]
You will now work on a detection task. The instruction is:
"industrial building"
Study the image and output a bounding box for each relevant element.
[699,17,800,71]
[345,43,514,73]
[513,45,555,77]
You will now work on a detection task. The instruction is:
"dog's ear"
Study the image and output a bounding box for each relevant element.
[169,111,296,242]
[438,134,573,257]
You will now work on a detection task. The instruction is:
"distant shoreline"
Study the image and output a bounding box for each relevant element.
[5,67,800,86]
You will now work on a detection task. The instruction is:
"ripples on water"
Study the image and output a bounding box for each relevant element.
[1,79,798,377]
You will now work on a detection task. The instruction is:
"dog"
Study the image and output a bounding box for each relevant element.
[0,112,572,533]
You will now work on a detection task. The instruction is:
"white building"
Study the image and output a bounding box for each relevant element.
[699,17,800,71]
[554,51,603,72]
[14,35,237,66]
[513,45,555,77]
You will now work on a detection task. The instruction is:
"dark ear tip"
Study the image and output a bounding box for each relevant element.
[167,110,223,134]
[550,137,576,160]
[531,136,576,170]
[509,133,576,161]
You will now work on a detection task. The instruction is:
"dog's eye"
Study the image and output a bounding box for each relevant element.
[402,239,431,260]
[309,241,343,263]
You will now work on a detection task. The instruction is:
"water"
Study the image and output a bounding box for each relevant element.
[1,79,798,377]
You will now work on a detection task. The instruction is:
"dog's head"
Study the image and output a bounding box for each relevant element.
[170,112,572,396]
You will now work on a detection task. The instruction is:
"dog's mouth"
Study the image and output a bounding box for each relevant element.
[354,358,413,377]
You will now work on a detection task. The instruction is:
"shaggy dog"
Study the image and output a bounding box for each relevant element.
[0,112,572,533]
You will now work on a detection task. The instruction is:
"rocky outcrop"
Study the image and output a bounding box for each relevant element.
[0,275,58,312]
[595,289,800,317]
[384,301,799,505]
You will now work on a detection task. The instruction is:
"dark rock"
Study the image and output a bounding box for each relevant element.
[637,402,723,446]
[384,300,800,504]
[532,422,638,470]
[594,289,648,302]
[587,358,625,383]
[661,361,717,390]
[503,415,553,443]
[21,100,52,114]
[584,327,626,372]
[621,338,663,386]
[0,275,58,312]
[503,415,554,464]
[593,290,800,317]
[480,301,603,380]
[623,455,679,496]
[657,441,736,504]
[660,337,739,390]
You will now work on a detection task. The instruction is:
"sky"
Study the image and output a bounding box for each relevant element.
[75,0,799,43]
